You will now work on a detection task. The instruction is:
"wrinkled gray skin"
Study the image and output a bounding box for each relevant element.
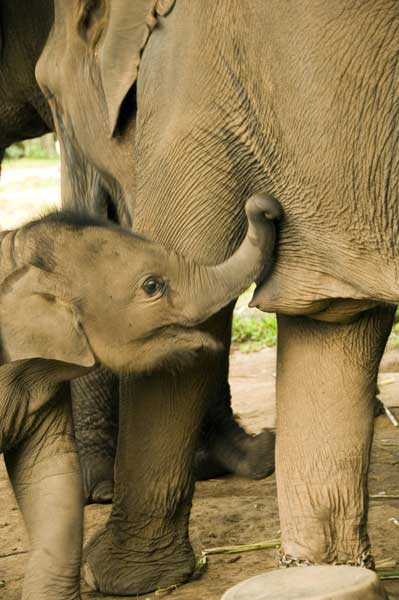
[37,0,399,595]
[0,197,279,600]
[0,0,275,505]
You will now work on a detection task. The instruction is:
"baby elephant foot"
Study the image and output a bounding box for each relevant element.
[80,456,114,504]
[195,427,275,481]
[83,527,195,595]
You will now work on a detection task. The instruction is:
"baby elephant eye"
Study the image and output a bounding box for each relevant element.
[142,277,166,297]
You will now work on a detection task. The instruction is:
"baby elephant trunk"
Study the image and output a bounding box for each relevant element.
[182,193,282,325]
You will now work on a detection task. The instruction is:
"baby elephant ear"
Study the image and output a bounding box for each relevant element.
[0,268,95,367]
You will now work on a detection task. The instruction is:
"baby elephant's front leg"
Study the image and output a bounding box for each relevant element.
[4,384,83,600]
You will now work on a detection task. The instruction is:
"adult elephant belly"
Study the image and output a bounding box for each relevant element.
[252,247,398,321]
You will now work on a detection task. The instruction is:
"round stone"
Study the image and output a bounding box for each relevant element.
[221,566,387,600]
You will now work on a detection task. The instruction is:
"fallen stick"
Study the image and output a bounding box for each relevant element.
[0,550,28,559]
[154,584,179,596]
[378,571,399,580]
[202,539,280,556]
[375,558,397,569]
[192,538,281,582]
[379,379,398,386]
[384,405,399,427]
[370,494,399,500]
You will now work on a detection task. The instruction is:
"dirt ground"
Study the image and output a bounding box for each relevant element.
[0,163,60,229]
[1,347,399,600]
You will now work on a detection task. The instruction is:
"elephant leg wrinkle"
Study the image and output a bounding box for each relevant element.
[5,388,83,600]
[82,366,209,595]
[276,306,395,566]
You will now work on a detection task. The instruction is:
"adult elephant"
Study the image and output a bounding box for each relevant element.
[36,0,399,595]
[0,0,273,504]
[0,0,53,161]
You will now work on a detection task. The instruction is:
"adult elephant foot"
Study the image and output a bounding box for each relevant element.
[195,426,275,480]
[71,367,118,504]
[276,306,395,566]
[83,525,195,595]
[195,346,275,481]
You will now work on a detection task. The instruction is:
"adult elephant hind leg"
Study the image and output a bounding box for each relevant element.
[196,331,275,481]
[5,385,83,600]
[276,306,395,567]
[71,366,118,504]
[194,373,275,480]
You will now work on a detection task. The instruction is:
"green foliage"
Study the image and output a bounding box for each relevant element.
[233,309,399,353]
[3,157,59,169]
[386,307,399,348]
[6,140,48,160]
[4,142,25,159]
[388,321,399,350]
[24,140,50,159]
[4,135,59,161]
[232,314,277,352]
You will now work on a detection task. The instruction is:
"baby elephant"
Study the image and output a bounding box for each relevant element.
[0,193,280,600]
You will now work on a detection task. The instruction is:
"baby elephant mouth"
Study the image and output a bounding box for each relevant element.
[118,324,223,375]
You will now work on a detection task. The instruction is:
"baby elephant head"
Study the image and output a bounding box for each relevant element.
[0,194,281,373]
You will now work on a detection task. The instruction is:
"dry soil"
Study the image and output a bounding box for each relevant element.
[2,347,399,600]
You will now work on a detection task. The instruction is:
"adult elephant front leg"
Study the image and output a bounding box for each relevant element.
[276,305,395,566]
[83,329,229,595]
